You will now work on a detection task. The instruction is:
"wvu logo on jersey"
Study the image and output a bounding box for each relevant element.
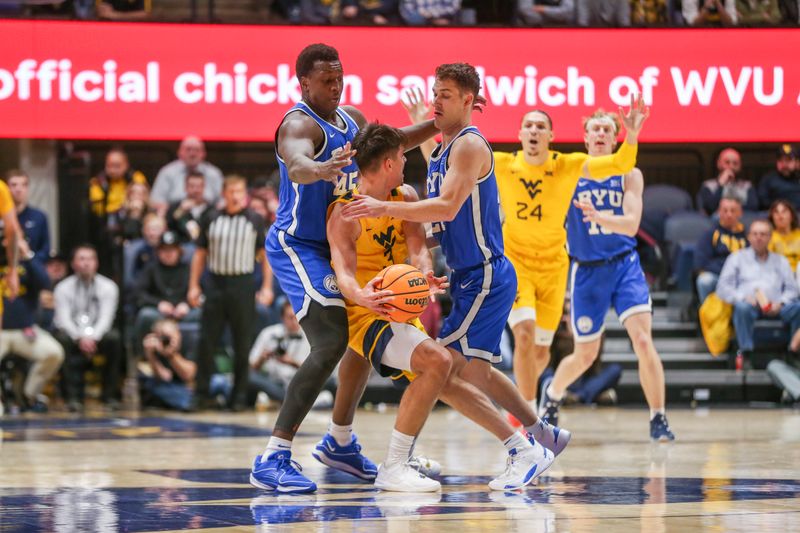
[373,225,397,262]
[519,178,542,200]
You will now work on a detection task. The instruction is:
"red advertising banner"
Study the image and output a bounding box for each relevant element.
[0,20,797,143]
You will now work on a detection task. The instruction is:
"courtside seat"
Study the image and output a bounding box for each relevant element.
[642,184,694,243]
[664,211,713,291]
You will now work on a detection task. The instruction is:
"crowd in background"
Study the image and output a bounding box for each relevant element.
[2,136,799,415]
[4,0,800,26]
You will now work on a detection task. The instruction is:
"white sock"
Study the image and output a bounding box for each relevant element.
[263,436,292,460]
[650,408,665,420]
[386,429,415,466]
[329,422,353,446]
[524,419,547,438]
[502,432,531,453]
[547,384,564,402]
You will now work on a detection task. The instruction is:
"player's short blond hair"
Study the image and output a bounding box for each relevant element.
[582,109,620,134]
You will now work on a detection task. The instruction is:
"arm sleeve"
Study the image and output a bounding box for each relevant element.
[779,257,799,304]
[699,185,722,215]
[92,278,119,340]
[135,265,161,308]
[53,282,82,339]
[744,185,759,212]
[715,254,739,303]
[585,141,638,179]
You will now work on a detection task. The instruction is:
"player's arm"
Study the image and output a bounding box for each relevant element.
[278,113,355,185]
[400,185,449,299]
[1,196,20,300]
[342,135,488,223]
[400,88,437,163]
[327,204,393,316]
[344,101,437,156]
[573,168,644,237]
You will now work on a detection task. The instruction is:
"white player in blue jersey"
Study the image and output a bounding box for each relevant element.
[250,43,439,494]
[343,63,569,490]
[539,106,676,441]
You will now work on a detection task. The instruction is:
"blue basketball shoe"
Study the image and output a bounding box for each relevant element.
[312,433,378,480]
[250,451,317,493]
[650,413,676,442]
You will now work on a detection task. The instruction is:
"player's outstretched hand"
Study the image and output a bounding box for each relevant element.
[619,93,649,139]
[573,199,601,224]
[401,87,431,125]
[425,270,449,302]
[341,194,388,220]
[357,276,394,318]
[318,142,356,183]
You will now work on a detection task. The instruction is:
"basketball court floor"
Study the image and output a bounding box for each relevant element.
[1,406,799,532]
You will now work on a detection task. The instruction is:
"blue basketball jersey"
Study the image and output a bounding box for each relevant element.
[567,174,637,263]
[426,126,504,271]
[273,102,360,243]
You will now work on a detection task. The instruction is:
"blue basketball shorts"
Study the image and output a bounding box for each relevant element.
[569,250,652,343]
[438,255,517,364]
[265,228,344,320]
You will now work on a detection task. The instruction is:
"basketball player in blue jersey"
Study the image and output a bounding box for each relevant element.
[343,63,569,490]
[250,43,439,494]
[539,109,675,442]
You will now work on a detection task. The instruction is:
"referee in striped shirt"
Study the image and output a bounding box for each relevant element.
[189,175,273,410]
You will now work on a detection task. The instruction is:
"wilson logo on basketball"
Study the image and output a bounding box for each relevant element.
[404,297,429,306]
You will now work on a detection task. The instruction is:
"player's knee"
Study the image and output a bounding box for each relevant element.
[575,346,599,368]
[418,343,452,380]
[513,327,534,351]
[630,330,654,355]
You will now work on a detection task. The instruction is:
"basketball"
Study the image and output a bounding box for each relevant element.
[376,264,430,322]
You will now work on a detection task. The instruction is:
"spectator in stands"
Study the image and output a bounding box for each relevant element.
[37,252,69,332]
[341,0,398,24]
[400,0,462,25]
[89,147,148,278]
[717,219,800,360]
[97,0,151,20]
[576,0,630,26]
[129,213,166,289]
[516,0,576,26]
[768,200,800,271]
[683,0,737,25]
[758,144,799,210]
[695,195,748,303]
[117,181,152,243]
[0,258,64,413]
[249,177,278,227]
[736,0,781,25]
[630,0,670,25]
[150,136,223,216]
[140,319,197,412]
[249,299,334,408]
[698,148,759,214]
[54,244,121,412]
[166,171,209,243]
[133,231,197,355]
[5,170,50,263]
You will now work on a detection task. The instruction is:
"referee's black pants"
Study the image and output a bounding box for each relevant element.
[195,273,255,407]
